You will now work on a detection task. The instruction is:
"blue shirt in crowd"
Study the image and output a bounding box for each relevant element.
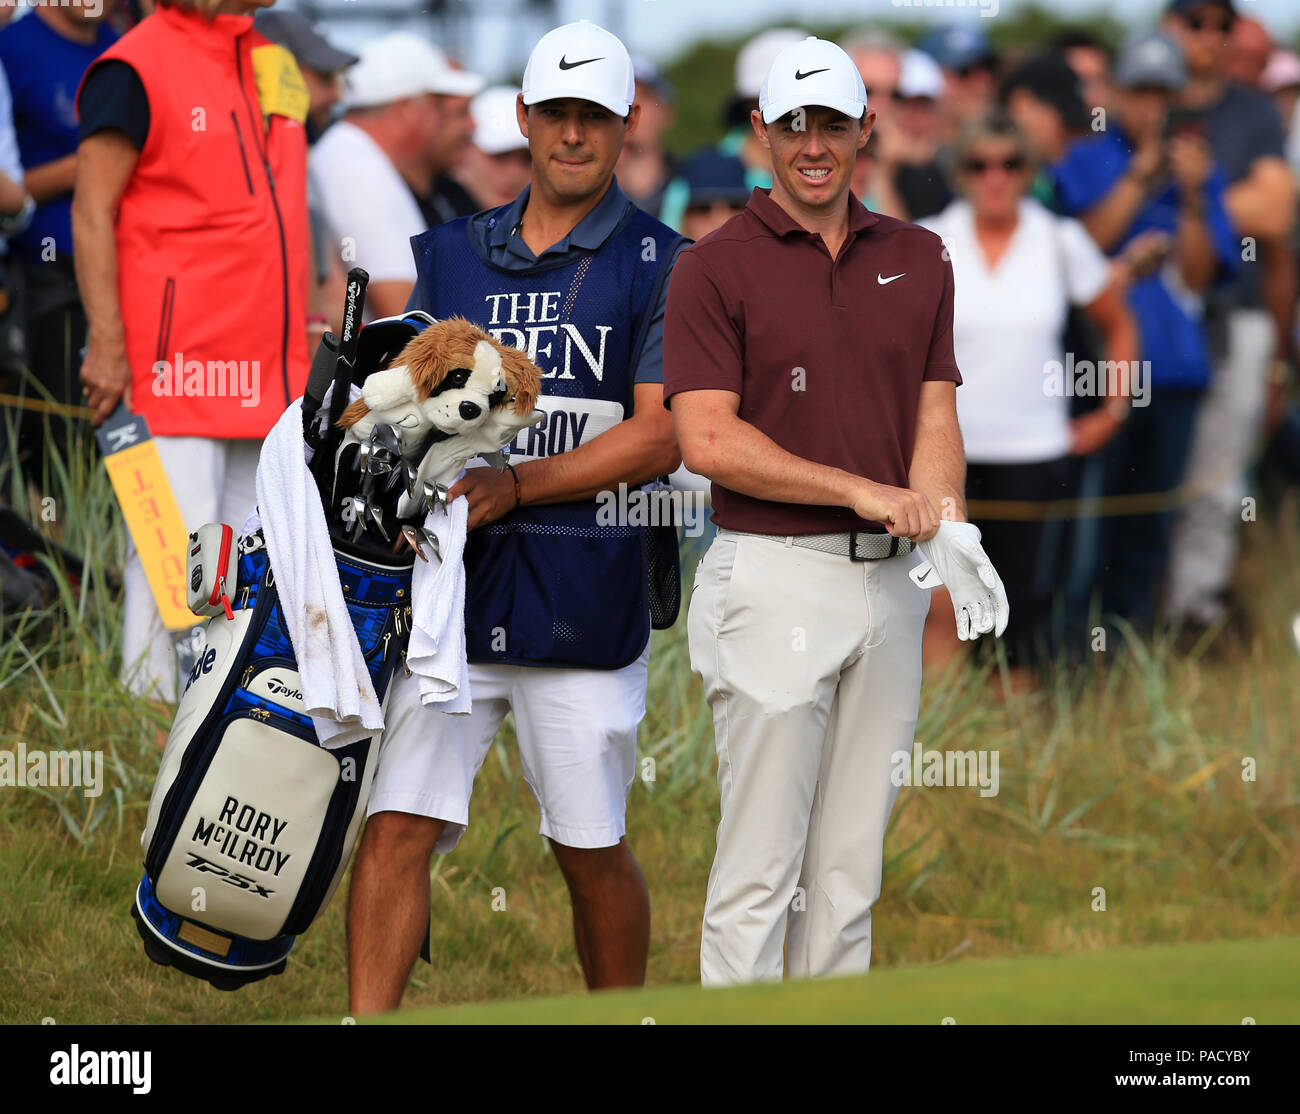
[1052,126,1240,391]
[0,12,118,263]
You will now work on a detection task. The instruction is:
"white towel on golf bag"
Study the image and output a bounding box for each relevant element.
[242,393,470,749]
[406,478,470,715]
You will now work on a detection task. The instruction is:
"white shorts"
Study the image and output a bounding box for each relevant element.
[367,641,650,851]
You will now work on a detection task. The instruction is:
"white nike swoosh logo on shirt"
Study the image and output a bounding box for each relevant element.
[878,272,906,285]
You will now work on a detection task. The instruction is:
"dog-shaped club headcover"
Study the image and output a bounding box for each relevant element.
[336,317,544,518]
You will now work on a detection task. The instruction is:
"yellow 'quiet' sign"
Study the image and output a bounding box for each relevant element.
[103,442,198,631]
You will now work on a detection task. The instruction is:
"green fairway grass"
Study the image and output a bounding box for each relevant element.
[356,936,1300,1025]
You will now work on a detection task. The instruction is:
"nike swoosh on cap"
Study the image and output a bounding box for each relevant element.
[559,55,603,70]
[878,272,906,285]
[794,68,829,80]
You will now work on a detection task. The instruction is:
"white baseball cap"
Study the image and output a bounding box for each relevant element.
[898,49,945,102]
[522,20,635,117]
[735,27,807,99]
[472,86,529,155]
[343,31,484,109]
[759,36,867,124]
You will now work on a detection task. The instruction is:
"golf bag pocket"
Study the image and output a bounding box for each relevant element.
[134,536,414,989]
[186,522,238,618]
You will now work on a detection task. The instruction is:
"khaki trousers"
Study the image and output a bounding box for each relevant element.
[688,529,928,986]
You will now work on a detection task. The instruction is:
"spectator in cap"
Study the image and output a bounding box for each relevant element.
[414,59,485,228]
[867,49,953,221]
[309,31,483,320]
[1052,28,1114,115]
[659,27,804,230]
[920,112,1138,680]
[254,9,357,141]
[1053,31,1241,627]
[919,25,1001,142]
[616,57,677,216]
[677,148,749,242]
[841,27,904,122]
[1161,0,1297,630]
[450,85,531,211]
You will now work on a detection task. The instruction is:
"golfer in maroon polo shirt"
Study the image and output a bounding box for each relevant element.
[663,36,1009,986]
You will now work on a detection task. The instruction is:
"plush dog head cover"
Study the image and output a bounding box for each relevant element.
[338,317,541,437]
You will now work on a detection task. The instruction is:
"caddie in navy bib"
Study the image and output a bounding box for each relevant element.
[409,183,684,669]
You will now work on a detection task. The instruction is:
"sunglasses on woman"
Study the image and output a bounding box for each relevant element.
[964,155,1027,175]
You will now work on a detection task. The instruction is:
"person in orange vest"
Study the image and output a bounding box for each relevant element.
[71,0,311,702]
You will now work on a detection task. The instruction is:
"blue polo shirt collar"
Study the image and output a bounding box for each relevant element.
[485,178,631,264]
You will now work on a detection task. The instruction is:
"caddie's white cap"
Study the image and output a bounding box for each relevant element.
[521,20,635,117]
[472,86,529,154]
[759,36,868,124]
[343,31,484,108]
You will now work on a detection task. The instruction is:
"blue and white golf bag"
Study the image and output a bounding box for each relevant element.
[132,287,436,989]
[132,531,414,989]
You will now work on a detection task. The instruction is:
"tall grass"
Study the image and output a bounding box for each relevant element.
[1,430,1297,1022]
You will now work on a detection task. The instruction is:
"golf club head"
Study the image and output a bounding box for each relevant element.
[372,423,403,458]
[366,500,390,542]
[401,525,429,562]
[422,481,448,515]
[346,495,368,542]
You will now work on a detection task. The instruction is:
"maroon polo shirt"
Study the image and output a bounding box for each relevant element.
[662,187,961,535]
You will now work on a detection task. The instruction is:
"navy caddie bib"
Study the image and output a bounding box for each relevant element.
[410,203,681,669]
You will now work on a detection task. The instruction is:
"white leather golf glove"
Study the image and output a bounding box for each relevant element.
[911,521,1009,642]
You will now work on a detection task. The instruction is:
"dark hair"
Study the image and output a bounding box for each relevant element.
[524,100,630,123]
[1000,52,1091,133]
[724,93,757,130]
[1051,28,1111,59]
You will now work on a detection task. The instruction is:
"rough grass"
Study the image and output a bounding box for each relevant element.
[1,426,1298,1024]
